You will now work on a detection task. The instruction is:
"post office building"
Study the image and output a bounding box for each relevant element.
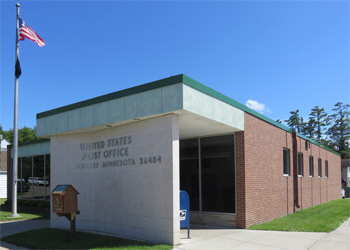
[8,74,341,245]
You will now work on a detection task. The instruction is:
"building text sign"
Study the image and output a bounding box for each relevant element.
[75,135,161,169]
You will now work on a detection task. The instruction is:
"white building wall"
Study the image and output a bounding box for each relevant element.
[50,114,180,245]
[0,171,7,198]
[342,167,350,184]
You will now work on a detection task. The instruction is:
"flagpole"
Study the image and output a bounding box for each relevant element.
[10,2,20,218]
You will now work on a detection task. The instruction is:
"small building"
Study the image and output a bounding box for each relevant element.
[341,159,350,185]
[1,138,11,198]
[1,138,10,172]
[7,74,341,245]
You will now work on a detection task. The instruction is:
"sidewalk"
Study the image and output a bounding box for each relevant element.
[0,220,50,250]
[0,219,349,250]
[175,218,350,250]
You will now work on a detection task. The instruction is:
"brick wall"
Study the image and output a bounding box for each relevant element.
[0,149,8,171]
[235,113,341,228]
[235,131,246,228]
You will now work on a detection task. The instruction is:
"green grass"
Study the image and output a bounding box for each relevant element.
[0,198,6,205]
[0,198,50,221]
[1,228,172,250]
[3,199,349,249]
[248,199,350,232]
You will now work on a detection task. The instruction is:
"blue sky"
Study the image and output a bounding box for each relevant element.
[0,0,349,131]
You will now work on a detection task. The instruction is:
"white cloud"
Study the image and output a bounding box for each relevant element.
[246,99,271,114]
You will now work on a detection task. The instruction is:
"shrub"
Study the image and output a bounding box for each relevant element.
[4,199,49,208]
[37,201,50,208]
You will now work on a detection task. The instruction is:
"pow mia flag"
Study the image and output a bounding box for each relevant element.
[15,58,21,78]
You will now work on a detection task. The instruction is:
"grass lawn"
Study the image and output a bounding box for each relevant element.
[0,198,50,221]
[248,199,350,232]
[1,199,170,250]
[2,199,349,249]
[1,228,172,250]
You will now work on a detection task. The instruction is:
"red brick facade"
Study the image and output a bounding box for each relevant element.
[1,149,8,172]
[235,113,341,228]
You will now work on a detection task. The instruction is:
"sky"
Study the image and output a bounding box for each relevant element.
[0,0,349,132]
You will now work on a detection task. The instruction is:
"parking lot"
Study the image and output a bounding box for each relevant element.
[18,184,50,199]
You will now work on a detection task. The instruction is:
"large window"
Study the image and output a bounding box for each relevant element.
[180,135,235,213]
[318,158,322,178]
[283,148,290,176]
[15,154,50,200]
[309,156,314,177]
[298,153,303,177]
[180,139,199,211]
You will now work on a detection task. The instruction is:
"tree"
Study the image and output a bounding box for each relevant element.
[285,110,304,133]
[326,102,350,158]
[309,106,329,143]
[303,118,316,139]
[18,126,37,143]
[0,125,37,144]
[299,117,308,136]
[0,125,11,142]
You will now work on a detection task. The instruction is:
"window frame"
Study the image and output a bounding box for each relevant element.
[298,152,303,177]
[309,156,314,177]
[283,148,290,176]
[318,158,322,178]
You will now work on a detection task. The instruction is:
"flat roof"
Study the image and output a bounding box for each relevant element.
[36,74,339,156]
[37,74,285,128]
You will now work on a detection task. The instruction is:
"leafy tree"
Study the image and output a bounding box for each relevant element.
[0,125,37,144]
[309,106,329,143]
[18,126,37,143]
[0,125,11,142]
[326,102,350,158]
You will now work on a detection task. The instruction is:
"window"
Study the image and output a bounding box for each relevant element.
[305,140,310,150]
[180,135,235,213]
[309,156,314,177]
[283,148,290,176]
[180,139,199,211]
[298,153,303,177]
[201,136,235,212]
[318,158,322,177]
[15,154,50,200]
[325,160,328,178]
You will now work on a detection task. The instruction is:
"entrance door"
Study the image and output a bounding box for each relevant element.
[180,134,236,213]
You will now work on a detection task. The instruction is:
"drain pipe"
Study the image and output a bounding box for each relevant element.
[292,129,300,211]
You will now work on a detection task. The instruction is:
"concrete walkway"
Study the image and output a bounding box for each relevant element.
[175,219,350,250]
[0,219,50,250]
[0,219,349,250]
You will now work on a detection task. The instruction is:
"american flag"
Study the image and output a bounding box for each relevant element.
[19,17,45,47]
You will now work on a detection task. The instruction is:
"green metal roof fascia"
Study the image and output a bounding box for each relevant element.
[181,74,292,132]
[35,73,339,157]
[181,75,340,156]
[297,133,340,156]
[8,138,51,149]
[35,72,289,133]
[36,74,185,119]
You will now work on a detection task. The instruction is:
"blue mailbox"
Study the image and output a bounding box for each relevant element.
[180,190,190,238]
